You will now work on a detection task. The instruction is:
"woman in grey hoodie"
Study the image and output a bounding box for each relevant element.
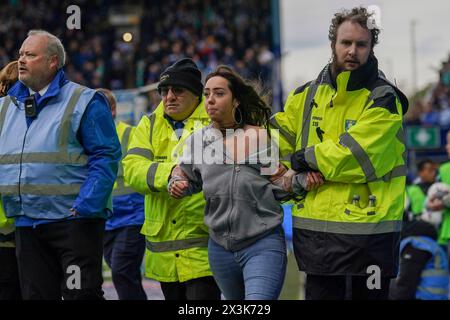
[169,66,323,300]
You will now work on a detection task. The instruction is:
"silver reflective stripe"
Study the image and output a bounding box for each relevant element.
[304,146,318,170]
[113,185,136,196]
[340,132,377,182]
[146,237,209,252]
[372,127,407,182]
[396,128,407,163]
[435,250,442,270]
[301,80,318,149]
[269,117,296,147]
[148,113,156,145]
[147,162,159,192]
[115,176,125,189]
[292,216,402,235]
[293,216,302,229]
[396,127,405,144]
[366,85,396,106]
[121,126,133,159]
[114,127,134,196]
[0,88,89,166]
[117,126,132,180]
[281,153,292,162]
[0,96,11,136]
[59,86,86,149]
[402,150,407,164]
[421,269,449,277]
[0,184,81,195]
[417,286,448,295]
[378,165,407,182]
[127,147,154,160]
[0,152,88,165]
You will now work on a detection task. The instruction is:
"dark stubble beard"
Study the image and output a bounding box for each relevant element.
[330,49,342,80]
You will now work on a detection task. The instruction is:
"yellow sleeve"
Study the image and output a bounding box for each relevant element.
[0,197,14,232]
[312,94,404,183]
[270,88,309,167]
[123,115,176,194]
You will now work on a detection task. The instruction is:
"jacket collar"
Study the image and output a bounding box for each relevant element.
[314,55,409,114]
[7,69,69,104]
[315,55,379,91]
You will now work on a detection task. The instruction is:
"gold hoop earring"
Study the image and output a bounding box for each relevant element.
[233,106,243,126]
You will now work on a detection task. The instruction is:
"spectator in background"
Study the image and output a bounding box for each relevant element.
[0,60,21,300]
[98,88,147,300]
[406,159,437,219]
[404,100,424,125]
[419,100,440,125]
[139,0,274,88]
[407,53,450,126]
[389,219,449,300]
[427,131,450,250]
[0,1,276,93]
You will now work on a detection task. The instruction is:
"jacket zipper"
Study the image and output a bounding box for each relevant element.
[227,164,239,248]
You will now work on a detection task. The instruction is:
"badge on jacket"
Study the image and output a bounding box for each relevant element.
[345,119,357,131]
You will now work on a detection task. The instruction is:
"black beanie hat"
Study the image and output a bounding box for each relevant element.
[157,58,203,98]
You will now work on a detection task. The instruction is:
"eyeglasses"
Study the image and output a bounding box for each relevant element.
[159,86,186,97]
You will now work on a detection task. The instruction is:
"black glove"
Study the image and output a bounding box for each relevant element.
[290,149,313,173]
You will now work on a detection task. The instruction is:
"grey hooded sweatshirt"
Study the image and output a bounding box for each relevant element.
[172,125,290,251]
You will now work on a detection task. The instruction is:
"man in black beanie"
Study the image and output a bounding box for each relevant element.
[158,58,203,100]
[123,58,221,300]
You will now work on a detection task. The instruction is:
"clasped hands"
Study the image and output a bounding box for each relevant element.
[269,164,324,192]
[169,166,189,199]
[168,163,324,198]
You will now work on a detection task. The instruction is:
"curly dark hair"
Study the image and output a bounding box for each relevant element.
[205,65,272,128]
[328,7,380,49]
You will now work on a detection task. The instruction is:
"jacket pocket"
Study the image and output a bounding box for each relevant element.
[343,202,377,222]
[204,196,227,234]
[142,220,164,237]
[233,199,268,240]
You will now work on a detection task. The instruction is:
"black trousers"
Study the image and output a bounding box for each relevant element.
[15,218,105,300]
[0,247,22,300]
[104,225,147,300]
[305,274,391,300]
[160,276,222,300]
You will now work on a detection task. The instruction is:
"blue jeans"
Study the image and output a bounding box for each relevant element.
[208,226,287,300]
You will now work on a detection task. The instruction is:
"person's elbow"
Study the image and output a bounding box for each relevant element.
[112,142,122,163]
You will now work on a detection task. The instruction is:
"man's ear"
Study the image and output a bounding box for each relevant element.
[49,55,59,70]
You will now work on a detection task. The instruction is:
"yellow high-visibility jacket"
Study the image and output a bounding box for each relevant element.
[437,162,450,245]
[271,56,408,276]
[112,121,137,196]
[122,100,212,282]
[0,198,15,248]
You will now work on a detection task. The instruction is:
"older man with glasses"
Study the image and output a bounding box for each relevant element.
[0,30,120,300]
[122,58,221,300]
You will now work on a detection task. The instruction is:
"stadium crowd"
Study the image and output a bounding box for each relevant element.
[406,53,450,126]
[0,0,275,91]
